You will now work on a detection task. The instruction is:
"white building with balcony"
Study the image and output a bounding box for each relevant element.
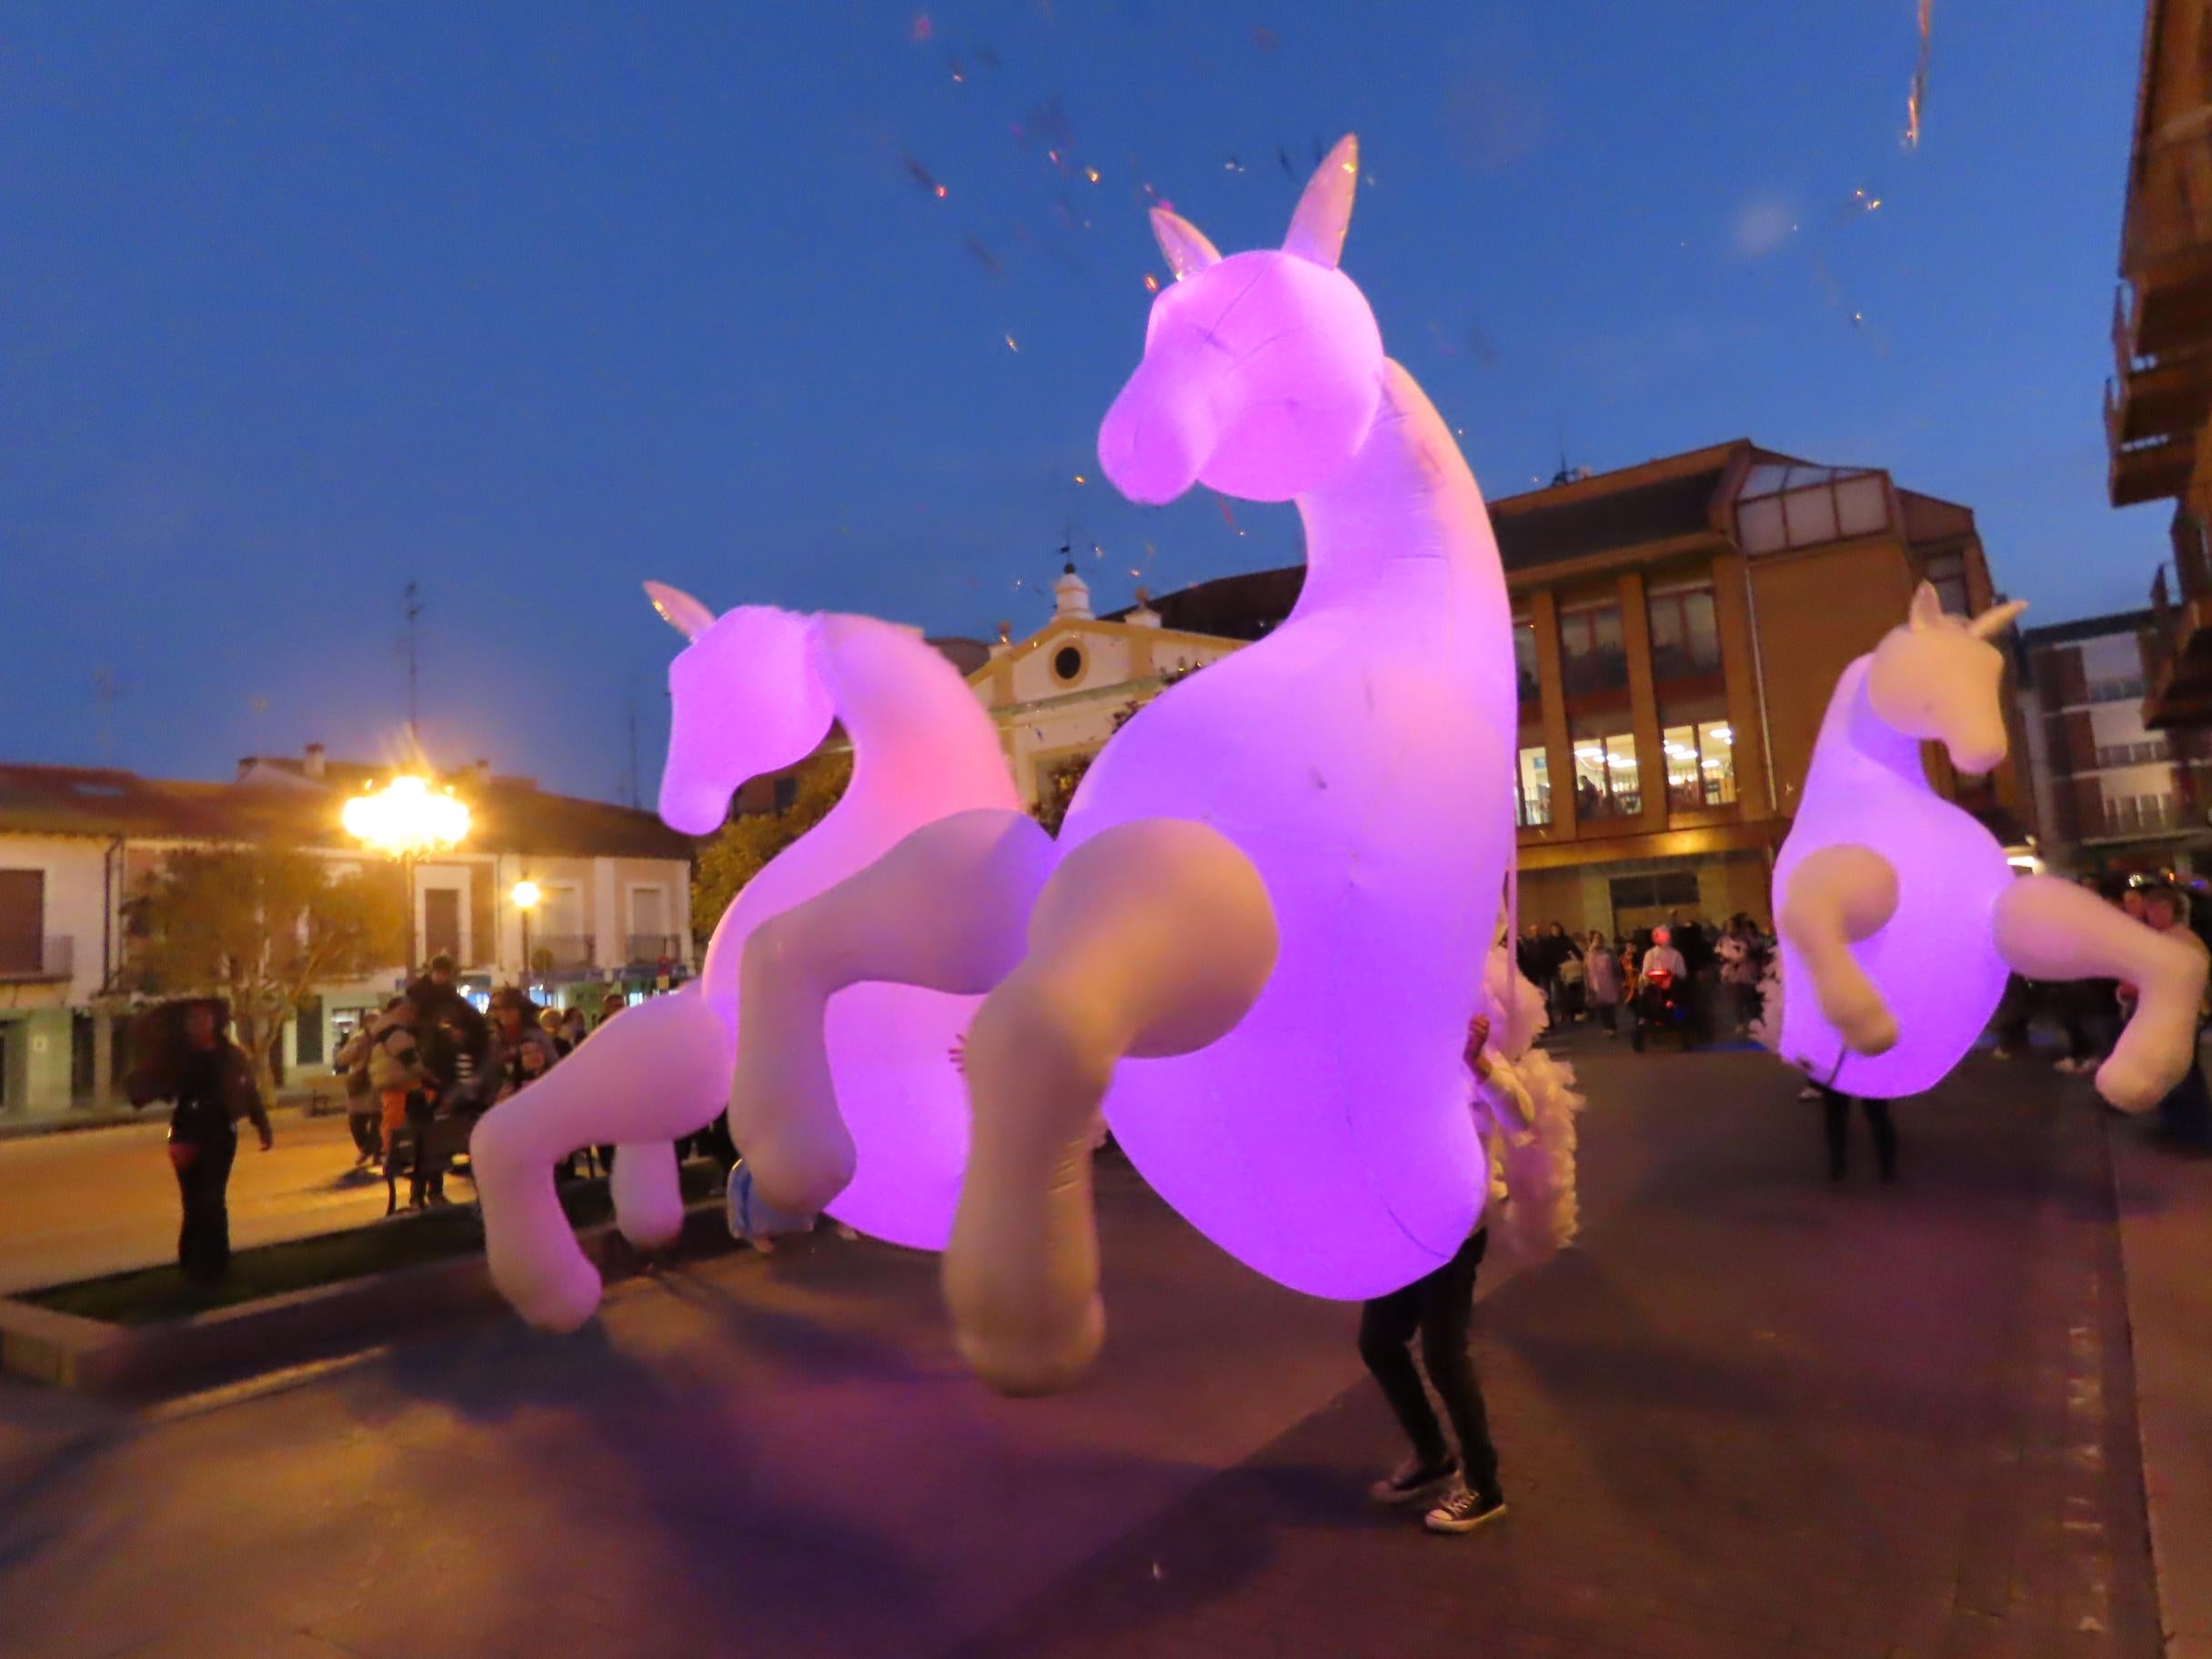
[2018,609,2210,875]
[0,749,697,1123]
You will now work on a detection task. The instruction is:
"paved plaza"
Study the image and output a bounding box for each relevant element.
[0,1036,2191,1659]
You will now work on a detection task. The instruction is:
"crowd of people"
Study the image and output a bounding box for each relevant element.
[124,958,669,1280]
[1515,912,1774,1044]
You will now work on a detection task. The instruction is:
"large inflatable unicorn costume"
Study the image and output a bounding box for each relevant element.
[1772,581,2205,1107]
[471,136,1525,1393]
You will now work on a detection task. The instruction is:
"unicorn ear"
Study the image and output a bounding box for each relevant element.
[1905,580,1946,633]
[1150,207,1222,281]
[1967,598,2029,640]
[1283,134,1358,268]
[644,580,717,641]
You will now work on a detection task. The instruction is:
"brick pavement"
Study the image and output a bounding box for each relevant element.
[0,1040,2166,1659]
[953,1045,2161,1659]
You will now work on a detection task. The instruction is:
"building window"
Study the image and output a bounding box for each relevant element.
[1052,645,1084,683]
[1513,620,1540,706]
[1662,720,1737,808]
[1646,584,1721,682]
[1516,745,1552,828]
[1922,551,1969,616]
[1734,462,1891,553]
[295,996,325,1067]
[1573,731,1641,819]
[1557,604,1628,699]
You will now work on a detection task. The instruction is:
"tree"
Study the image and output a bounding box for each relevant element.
[129,846,408,1103]
[1031,661,1204,837]
[691,752,853,947]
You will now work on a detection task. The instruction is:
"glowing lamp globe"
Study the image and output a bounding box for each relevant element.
[342,775,470,857]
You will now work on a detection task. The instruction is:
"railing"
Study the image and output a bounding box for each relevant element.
[1559,648,1631,699]
[625,934,686,966]
[2087,677,2149,705]
[527,933,596,970]
[2094,739,2172,769]
[2103,796,2182,838]
[0,936,73,982]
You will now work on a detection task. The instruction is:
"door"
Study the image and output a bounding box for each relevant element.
[630,887,669,960]
[0,870,44,976]
[423,889,462,964]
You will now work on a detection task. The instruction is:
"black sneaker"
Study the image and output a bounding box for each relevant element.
[1424,1482,1507,1534]
[1369,1455,1458,1507]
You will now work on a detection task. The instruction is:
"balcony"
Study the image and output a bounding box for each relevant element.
[0,936,73,983]
[2107,377,2197,506]
[2145,520,2212,730]
[2122,123,2212,356]
[525,934,596,972]
[625,934,686,967]
[2097,795,2187,840]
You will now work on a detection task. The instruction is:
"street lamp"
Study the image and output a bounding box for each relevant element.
[343,775,470,976]
[511,879,541,988]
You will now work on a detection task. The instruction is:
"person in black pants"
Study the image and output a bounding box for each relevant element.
[1361,1013,1514,1536]
[1818,1082,1896,1183]
[129,999,273,1282]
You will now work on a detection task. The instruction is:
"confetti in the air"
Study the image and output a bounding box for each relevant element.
[1004,334,1020,352]
[909,12,932,43]
[963,234,1002,276]
[1905,0,1932,148]
[1142,272,1161,293]
[902,151,947,198]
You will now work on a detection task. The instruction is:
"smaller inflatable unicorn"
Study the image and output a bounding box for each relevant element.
[1773,582,2205,1106]
[470,591,1046,1332]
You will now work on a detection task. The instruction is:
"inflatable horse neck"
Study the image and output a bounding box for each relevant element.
[1291,361,1502,621]
[809,616,1009,811]
[1837,662,1930,788]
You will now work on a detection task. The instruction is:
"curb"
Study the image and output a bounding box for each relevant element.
[0,1199,740,1399]
[2105,1109,2212,1658]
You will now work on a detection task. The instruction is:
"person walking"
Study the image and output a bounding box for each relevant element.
[1584,930,1623,1037]
[333,1005,393,1167]
[1361,1011,1524,1536]
[1816,1082,1897,1184]
[127,999,273,1282]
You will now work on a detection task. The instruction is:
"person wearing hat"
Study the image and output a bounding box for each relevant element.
[489,986,562,1104]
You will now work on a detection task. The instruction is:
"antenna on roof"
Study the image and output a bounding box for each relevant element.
[402,578,425,760]
[626,689,641,810]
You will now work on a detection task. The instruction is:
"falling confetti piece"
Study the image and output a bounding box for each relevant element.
[1084,166,1101,184]
[1277,144,1295,177]
[909,12,931,43]
[1142,272,1161,292]
[963,234,1002,276]
[1004,334,1019,351]
[1905,0,1932,148]
[901,151,946,198]
[1073,473,1088,485]
[949,53,965,83]
[1216,494,1237,531]
[1224,155,1246,173]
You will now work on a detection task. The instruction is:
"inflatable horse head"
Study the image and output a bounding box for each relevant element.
[1864,583,2029,779]
[645,582,834,836]
[1099,136,1386,507]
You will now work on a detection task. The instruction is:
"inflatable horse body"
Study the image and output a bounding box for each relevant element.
[720,136,1521,1392]
[473,600,1025,1331]
[1775,582,2205,1111]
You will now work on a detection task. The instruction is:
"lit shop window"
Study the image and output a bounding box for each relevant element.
[1516,745,1552,828]
[1663,720,1737,809]
[1572,731,1640,819]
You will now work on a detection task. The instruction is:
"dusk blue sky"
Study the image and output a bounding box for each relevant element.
[0,2,2162,803]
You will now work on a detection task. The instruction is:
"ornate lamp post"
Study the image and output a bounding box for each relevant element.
[511,879,541,990]
[342,776,470,976]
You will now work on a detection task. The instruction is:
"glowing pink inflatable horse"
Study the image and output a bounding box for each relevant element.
[730,137,1520,1393]
[471,598,1043,1332]
[1775,581,2204,1105]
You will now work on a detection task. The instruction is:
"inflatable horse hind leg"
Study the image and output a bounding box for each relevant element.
[1993,880,2205,1111]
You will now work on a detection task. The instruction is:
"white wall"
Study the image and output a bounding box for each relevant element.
[0,835,116,1005]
